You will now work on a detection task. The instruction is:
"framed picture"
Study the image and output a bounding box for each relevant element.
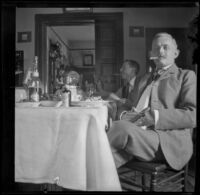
[63,8,93,13]
[129,26,144,37]
[17,32,32,43]
[83,54,93,66]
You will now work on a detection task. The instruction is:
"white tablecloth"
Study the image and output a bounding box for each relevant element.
[15,104,121,191]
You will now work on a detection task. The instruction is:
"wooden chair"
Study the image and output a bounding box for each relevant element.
[118,160,189,192]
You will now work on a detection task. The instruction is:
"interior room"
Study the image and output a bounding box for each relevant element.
[15,6,198,92]
[3,2,199,193]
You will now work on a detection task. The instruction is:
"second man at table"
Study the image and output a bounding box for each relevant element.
[97,60,140,120]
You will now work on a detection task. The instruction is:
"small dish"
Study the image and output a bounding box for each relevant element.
[39,100,62,107]
[71,100,109,107]
[15,102,40,108]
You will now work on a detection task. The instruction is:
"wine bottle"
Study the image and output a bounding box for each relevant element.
[30,56,41,102]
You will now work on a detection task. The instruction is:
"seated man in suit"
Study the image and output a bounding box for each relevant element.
[96,60,140,120]
[107,32,196,171]
[97,59,140,103]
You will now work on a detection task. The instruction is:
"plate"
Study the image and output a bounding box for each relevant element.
[39,101,62,107]
[71,100,109,107]
[15,102,40,108]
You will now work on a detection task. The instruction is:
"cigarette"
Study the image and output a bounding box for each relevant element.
[149,56,159,60]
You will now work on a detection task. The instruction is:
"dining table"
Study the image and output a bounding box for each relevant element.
[15,100,122,191]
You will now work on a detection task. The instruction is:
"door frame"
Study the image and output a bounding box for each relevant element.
[35,12,123,93]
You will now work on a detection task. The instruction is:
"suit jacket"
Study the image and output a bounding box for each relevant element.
[115,77,136,99]
[118,64,196,170]
[121,84,129,99]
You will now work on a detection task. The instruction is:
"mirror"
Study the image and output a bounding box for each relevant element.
[35,13,123,94]
[46,22,95,93]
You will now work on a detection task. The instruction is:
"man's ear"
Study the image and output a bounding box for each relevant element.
[174,49,180,59]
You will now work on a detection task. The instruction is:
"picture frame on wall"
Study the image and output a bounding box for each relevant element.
[129,26,144,37]
[17,31,32,43]
[83,54,93,66]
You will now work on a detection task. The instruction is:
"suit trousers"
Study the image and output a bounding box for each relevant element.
[107,120,165,168]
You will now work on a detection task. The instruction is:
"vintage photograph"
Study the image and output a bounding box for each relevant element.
[2,0,199,193]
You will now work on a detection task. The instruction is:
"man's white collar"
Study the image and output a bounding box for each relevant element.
[129,76,136,86]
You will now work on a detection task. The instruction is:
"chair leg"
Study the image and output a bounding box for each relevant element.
[150,172,157,191]
[183,164,188,192]
[141,173,147,191]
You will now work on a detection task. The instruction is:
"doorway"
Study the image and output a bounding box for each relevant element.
[35,12,123,94]
[47,23,95,94]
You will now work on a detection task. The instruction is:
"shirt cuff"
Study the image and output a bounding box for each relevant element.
[119,111,127,120]
[154,110,159,127]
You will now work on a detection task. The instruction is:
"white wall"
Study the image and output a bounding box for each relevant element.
[16,8,61,72]
[16,7,199,74]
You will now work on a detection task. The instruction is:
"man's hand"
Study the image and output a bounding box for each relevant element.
[134,116,152,127]
[133,109,155,127]
[121,111,141,122]
[116,98,127,108]
[121,107,155,127]
[118,98,127,104]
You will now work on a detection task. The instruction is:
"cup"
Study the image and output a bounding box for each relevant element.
[62,92,70,107]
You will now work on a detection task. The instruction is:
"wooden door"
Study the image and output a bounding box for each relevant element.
[95,14,123,92]
[146,28,192,72]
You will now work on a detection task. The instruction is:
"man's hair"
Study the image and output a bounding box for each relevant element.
[153,32,178,49]
[124,59,140,75]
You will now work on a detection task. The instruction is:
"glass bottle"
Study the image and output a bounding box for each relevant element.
[65,74,78,101]
[63,76,72,105]
[62,87,71,107]
[23,67,32,101]
[29,56,41,102]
